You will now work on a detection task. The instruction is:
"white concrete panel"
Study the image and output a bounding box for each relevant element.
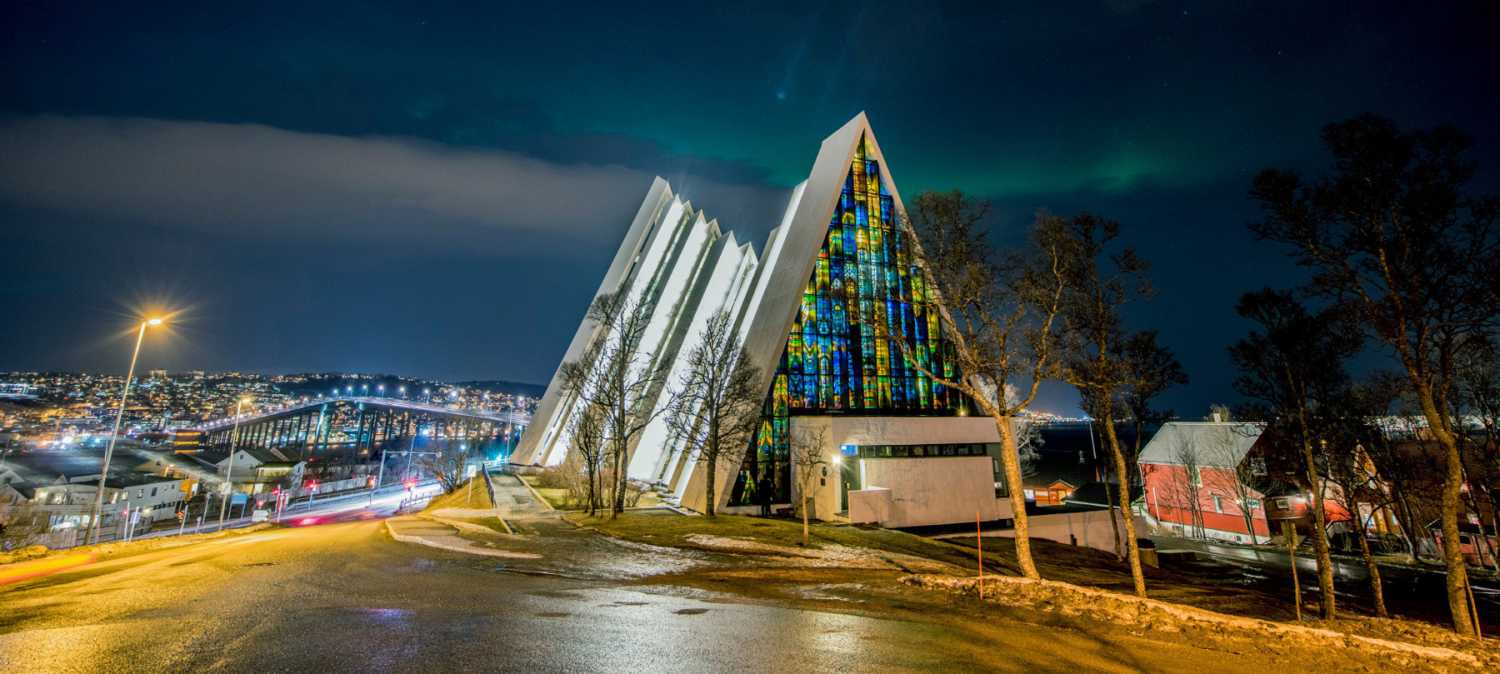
[857,457,1010,528]
[516,178,673,465]
[790,415,1010,526]
[630,233,753,483]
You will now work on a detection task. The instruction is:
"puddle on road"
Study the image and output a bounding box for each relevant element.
[351,607,414,628]
[792,583,871,604]
[673,608,709,615]
[527,589,585,600]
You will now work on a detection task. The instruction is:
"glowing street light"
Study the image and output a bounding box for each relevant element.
[87,315,167,545]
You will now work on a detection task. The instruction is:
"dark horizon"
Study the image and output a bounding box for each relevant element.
[3,1,1497,416]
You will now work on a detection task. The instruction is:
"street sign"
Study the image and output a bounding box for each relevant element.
[230,493,248,506]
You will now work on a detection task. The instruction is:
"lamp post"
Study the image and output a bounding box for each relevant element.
[219,397,250,531]
[87,316,163,546]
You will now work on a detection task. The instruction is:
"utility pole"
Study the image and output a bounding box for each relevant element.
[405,419,420,482]
[219,398,250,532]
[87,316,164,545]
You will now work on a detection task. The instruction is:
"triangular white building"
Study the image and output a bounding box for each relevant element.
[515,114,1014,526]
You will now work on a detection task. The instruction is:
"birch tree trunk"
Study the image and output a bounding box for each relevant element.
[997,414,1039,579]
[1101,416,1146,597]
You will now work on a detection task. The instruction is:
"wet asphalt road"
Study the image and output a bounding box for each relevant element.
[0,519,1381,673]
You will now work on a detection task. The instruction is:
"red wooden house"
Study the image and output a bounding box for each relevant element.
[1138,422,1274,544]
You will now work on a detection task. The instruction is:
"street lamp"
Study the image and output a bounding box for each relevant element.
[219,397,251,531]
[87,315,165,545]
[377,384,385,396]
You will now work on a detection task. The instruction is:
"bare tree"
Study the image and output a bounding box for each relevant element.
[665,311,762,518]
[1229,289,1361,621]
[1323,414,1392,617]
[420,442,470,495]
[899,192,1074,580]
[790,425,830,547]
[559,290,666,518]
[1172,438,1207,540]
[1250,115,1500,634]
[1121,330,1188,482]
[1013,411,1044,480]
[570,402,608,516]
[1227,442,1266,546]
[1362,378,1432,560]
[1454,337,1500,571]
[1058,214,1152,597]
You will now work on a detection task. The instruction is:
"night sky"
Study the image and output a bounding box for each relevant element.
[2,1,1496,416]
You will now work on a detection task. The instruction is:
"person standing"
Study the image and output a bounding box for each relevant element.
[758,473,774,517]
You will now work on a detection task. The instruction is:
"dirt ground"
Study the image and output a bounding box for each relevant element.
[572,510,1500,670]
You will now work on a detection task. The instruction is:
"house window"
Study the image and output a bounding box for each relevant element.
[1190,465,1203,487]
[1212,495,1223,513]
[151,487,158,497]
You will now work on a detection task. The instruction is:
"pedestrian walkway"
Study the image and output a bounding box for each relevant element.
[486,472,550,519]
[384,517,540,559]
[384,471,712,579]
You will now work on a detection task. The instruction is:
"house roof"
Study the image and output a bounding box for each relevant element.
[215,447,300,467]
[1137,422,1265,468]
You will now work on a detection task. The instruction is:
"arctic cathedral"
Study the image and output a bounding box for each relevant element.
[515,114,1014,527]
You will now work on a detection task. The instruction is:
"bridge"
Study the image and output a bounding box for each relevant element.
[195,396,531,462]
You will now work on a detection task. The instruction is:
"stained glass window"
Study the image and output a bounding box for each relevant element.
[731,133,969,506]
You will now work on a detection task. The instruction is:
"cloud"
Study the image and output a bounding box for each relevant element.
[0,115,788,253]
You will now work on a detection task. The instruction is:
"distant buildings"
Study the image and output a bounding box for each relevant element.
[0,447,197,547]
[214,447,305,494]
[0,371,539,454]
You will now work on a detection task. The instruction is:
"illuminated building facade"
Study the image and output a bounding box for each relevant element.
[516,114,1013,525]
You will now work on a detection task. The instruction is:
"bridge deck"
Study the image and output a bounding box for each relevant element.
[198,396,529,431]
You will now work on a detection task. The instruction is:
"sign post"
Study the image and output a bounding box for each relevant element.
[1282,521,1301,621]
